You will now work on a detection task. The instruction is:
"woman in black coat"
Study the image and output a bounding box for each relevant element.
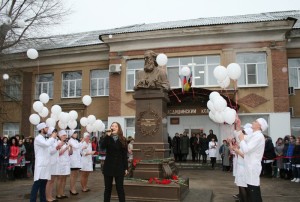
[101,122,128,202]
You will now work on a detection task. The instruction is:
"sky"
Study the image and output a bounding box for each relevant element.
[53,0,300,35]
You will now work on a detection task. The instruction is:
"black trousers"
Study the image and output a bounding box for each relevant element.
[30,179,47,202]
[246,184,262,202]
[104,175,125,202]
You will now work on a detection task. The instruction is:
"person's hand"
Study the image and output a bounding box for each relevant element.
[238,132,244,141]
[91,151,96,155]
[235,118,241,131]
[106,130,112,136]
[125,170,128,176]
[82,146,87,150]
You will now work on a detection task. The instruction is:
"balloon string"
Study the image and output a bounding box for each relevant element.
[234,80,238,111]
[171,90,181,103]
[224,88,233,109]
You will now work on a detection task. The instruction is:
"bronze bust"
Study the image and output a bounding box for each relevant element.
[134,50,170,91]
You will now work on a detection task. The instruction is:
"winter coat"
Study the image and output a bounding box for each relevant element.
[291,145,300,165]
[101,135,128,177]
[180,135,190,154]
[172,136,181,154]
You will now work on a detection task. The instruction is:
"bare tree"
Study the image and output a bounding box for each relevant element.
[0,0,70,53]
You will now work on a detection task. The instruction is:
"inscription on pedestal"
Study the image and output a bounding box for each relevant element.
[137,109,161,136]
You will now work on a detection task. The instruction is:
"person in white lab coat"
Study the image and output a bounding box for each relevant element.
[237,118,268,202]
[80,132,95,192]
[30,123,57,202]
[56,130,72,199]
[68,130,83,195]
[208,138,218,169]
[46,127,63,202]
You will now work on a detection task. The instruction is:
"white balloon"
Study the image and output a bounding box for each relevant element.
[58,121,67,129]
[100,122,105,132]
[93,119,103,131]
[50,113,59,121]
[86,124,94,133]
[82,95,92,106]
[29,114,40,125]
[224,108,237,125]
[46,118,56,127]
[209,92,221,101]
[33,101,44,113]
[87,115,96,124]
[51,105,62,115]
[213,65,228,81]
[207,100,216,113]
[69,110,78,120]
[68,120,77,130]
[227,63,241,80]
[38,107,49,118]
[60,112,71,124]
[27,48,39,60]
[156,53,168,66]
[209,111,216,122]
[213,96,227,112]
[218,76,231,89]
[3,74,9,80]
[80,117,88,127]
[180,66,191,76]
[39,93,49,104]
[214,111,224,123]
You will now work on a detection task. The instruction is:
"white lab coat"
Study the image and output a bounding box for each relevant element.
[240,130,265,186]
[208,141,218,157]
[56,141,71,175]
[49,138,60,175]
[68,138,82,169]
[80,141,93,172]
[33,134,55,181]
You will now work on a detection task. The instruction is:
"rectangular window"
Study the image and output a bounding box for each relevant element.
[126,60,144,91]
[4,75,21,101]
[167,55,220,89]
[237,52,268,86]
[35,73,53,99]
[3,123,19,137]
[62,72,82,98]
[288,58,300,89]
[125,118,135,138]
[90,69,109,96]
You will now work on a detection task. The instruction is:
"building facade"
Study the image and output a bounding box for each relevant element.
[1,11,300,144]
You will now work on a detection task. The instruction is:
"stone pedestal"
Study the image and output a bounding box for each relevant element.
[113,89,189,201]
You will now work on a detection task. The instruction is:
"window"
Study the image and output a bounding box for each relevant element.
[3,123,19,137]
[288,58,300,89]
[35,74,53,99]
[4,75,21,101]
[90,70,109,96]
[125,118,135,138]
[126,60,144,91]
[62,72,82,98]
[167,56,220,89]
[125,56,220,91]
[237,52,268,86]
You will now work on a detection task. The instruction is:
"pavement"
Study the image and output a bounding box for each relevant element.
[0,163,299,202]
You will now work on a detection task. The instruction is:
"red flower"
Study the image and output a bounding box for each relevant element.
[132,159,140,168]
[172,175,178,180]
[148,178,153,184]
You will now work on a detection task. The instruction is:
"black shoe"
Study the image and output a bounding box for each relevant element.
[70,190,79,195]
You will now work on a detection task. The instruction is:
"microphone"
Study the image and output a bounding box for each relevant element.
[105,129,113,132]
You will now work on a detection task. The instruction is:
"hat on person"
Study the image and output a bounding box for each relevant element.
[58,130,67,137]
[47,127,55,135]
[83,132,90,138]
[36,122,47,131]
[256,118,268,132]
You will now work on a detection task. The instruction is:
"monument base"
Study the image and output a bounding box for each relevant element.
[112,177,189,202]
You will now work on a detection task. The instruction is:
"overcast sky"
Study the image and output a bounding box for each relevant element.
[53,0,300,35]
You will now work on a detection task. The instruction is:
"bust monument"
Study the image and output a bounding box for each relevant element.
[134,50,170,91]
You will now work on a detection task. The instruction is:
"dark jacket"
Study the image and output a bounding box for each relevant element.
[291,145,300,165]
[263,139,276,160]
[172,136,181,154]
[180,135,189,154]
[24,142,34,163]
[0,143,10,164]
[207,134,218,142]
[200,138,209,154]
[101,135,128,177]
